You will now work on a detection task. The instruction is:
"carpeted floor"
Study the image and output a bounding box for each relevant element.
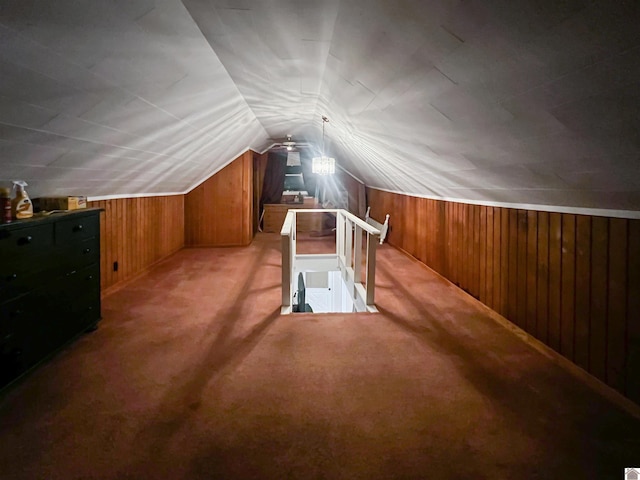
[0,233,638,479]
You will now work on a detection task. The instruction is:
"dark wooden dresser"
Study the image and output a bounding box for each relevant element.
[0,209,102,390]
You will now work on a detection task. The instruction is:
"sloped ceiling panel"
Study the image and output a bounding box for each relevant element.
[0,0,268,197]
[314,0,640,211]
[181,0,341,141]
[0,0,639,212]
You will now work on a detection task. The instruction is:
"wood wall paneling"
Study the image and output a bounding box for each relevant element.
[405,196,417,258]
[436,201,446,276]
[574,215,592,371]
[590,216,609,382]
[508,209,519,325]
[561,214,576,360]
[536,212,550,344]
[607,218,627,391]
[548,213,562,352]
[492,207,501,313]
[479,206,487,303]
[460,204,466,290]
[88,195,185,294]
[185,151,253,247]
[484,207,495,308]
[516,210,528,330]
[85,152,258,294]
[526,211,538,335]
[627,220,640,404]
[500,207,510,318]
[471,205,479,298]
[366,188,640,404]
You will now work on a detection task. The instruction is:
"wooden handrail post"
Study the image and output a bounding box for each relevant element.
[365,232,378,306]
[354,225,363,284]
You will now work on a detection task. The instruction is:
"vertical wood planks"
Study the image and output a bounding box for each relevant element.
[460,203,473,292]
[471,205,480,299]
[590,216,608,382]
[508,209,519,324]
[500,207,510,318]
[492,207,501,313]
[88,195,184,294]
[364,187,638,402]
[456,202,464,286]
[574,215,591,370]
[485,207,494,309]
[607,218,627,391]
[526,211,537,335]
[548,213,562,352]
[536,212,549,343]
[185,152,253,247]
[561,214,576,360]
[516,210,528,330]
[405,196,417,258]
[479,206,487,304]
[627,220,640,403]
[419,199,427,265]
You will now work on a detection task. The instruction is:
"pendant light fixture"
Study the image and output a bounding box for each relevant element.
[312,116,335,175]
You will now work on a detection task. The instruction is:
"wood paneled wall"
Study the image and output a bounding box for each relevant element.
[367,188,640,404]
[253,152,269,234]
[185,151,253,247]
[87,196,185,294]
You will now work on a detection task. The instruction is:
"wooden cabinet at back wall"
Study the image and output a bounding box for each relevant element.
[87,196,185,294]
[366,187,640,405]
[185,151,253,247]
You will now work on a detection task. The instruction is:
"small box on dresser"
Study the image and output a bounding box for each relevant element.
[0,209,102,391]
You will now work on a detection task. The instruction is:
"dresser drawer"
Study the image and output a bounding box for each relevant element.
[34,263,99,349]
[0,269,42,303]
[55,262,100,299]
[55,214,99,245]
[0,296,28,340]
[0,223,54,264]
[0,223,57,298]
[58,237,100,270]
[0,295,45,385]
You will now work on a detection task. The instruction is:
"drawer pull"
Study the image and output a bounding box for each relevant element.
[18,236,33,245]
[87,275,94,280]
[73,225,83,232]
[83,248,91,254]
[67,270,77,277]
[7,273,17,281]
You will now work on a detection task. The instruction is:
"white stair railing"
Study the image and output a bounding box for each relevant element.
[281,209,380,314]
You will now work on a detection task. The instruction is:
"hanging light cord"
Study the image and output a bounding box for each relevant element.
[321,115,329,158]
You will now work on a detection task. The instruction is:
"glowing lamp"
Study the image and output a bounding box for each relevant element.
[312,156,336,175]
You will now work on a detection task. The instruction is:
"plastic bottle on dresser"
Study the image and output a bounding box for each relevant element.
[0,187,11,224]
[11,180,33,220]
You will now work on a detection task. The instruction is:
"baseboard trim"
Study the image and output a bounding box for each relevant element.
[101,247,184,298]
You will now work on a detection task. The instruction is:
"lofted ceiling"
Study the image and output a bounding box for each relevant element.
[0,0,639,212]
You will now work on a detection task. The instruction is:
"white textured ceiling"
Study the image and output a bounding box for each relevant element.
[1,0,639,211]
